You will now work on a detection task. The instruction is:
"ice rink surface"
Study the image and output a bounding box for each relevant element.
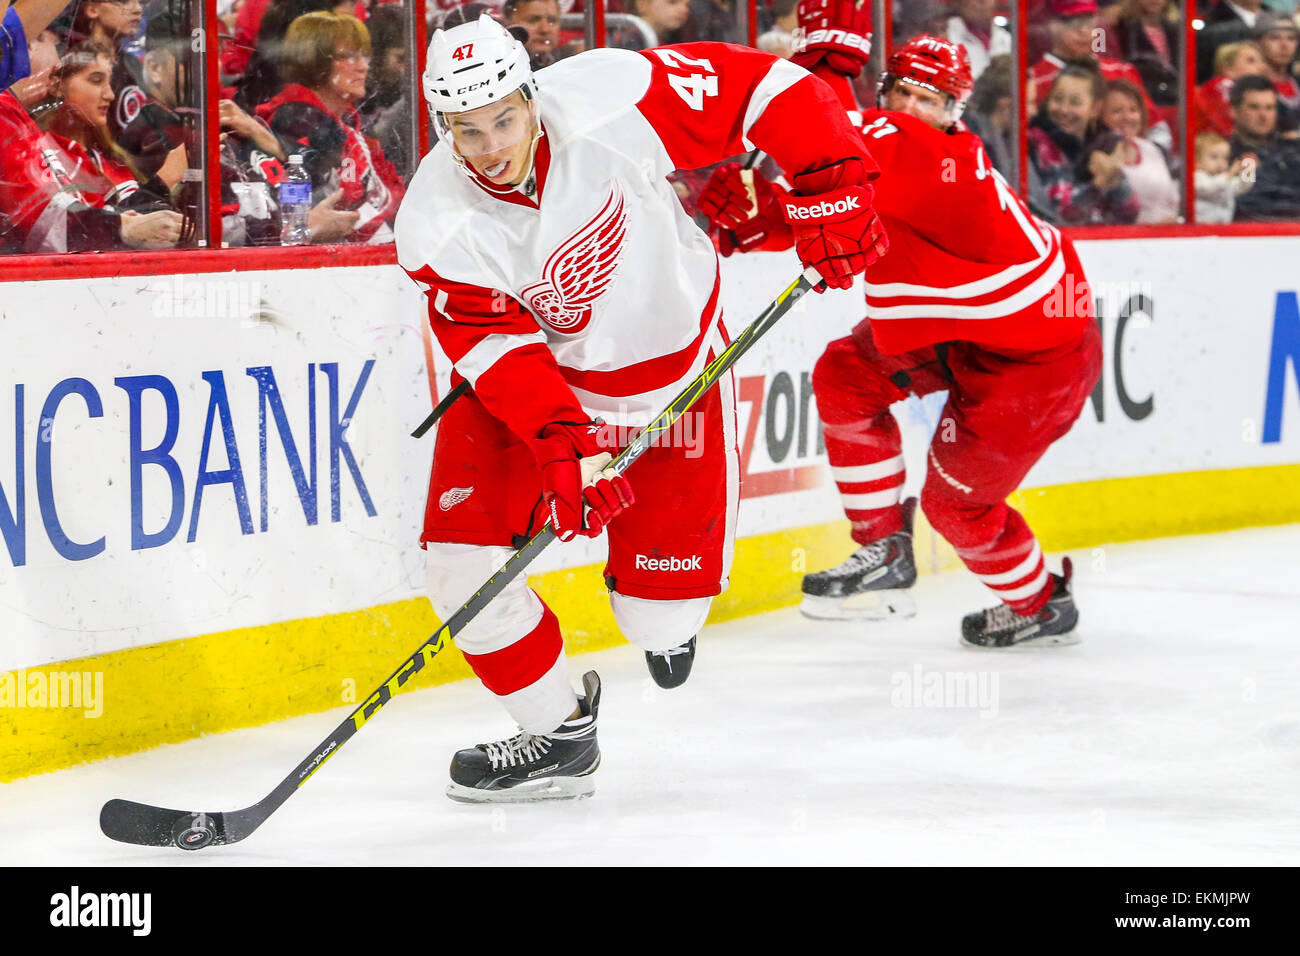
[4,524,1300,866]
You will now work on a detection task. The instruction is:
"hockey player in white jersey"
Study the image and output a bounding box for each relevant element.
[395,14,888,802]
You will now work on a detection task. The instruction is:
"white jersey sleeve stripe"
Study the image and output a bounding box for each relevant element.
[456,332,550,385]
[740,59,810,152]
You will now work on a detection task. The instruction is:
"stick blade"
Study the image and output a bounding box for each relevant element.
[100,799,227,850]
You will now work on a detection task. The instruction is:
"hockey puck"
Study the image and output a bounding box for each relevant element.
[172,814,216,850]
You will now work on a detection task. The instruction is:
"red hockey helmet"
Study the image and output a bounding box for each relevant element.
[878,35,976,123]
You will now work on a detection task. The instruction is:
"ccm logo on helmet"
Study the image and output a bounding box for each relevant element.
[456,80,491,95]
[785,195,861,220]
[634,554,703,572]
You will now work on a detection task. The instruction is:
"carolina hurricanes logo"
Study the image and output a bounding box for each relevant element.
[522,182,629,334]
[116,86,146,130]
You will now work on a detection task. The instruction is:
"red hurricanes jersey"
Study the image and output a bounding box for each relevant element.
[856,108,1085,355]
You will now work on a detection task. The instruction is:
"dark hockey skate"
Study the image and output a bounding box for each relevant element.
[960,558,1080,648]
[800,498,919,621]
[446,671,601,804]
[645,636,696,689]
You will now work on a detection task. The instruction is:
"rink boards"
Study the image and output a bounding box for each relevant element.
[2,236,1299,779]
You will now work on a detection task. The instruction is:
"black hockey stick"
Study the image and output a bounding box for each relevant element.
[411,379,470,438]
[99,266,822,851]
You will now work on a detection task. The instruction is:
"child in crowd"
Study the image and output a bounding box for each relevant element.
[1193,130,1254,223]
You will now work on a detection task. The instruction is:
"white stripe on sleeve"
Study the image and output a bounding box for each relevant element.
[741,59,810,151]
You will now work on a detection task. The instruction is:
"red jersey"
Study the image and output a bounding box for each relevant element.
[855,108,1085,355]
[0,91,141,252]
[1194,75,1235,138]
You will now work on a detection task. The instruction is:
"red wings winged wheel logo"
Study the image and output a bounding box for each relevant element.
[522,182,629,333]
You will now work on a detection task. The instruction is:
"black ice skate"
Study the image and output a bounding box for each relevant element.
[800,498,919,621]
[960,558,1080,648]
[645,636,696,689]
[446,671,601,804]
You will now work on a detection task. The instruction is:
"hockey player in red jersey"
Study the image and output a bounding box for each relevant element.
[395,14,887,801]
[699,16,1102,648]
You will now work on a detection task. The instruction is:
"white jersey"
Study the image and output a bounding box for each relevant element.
[396,42,870,425]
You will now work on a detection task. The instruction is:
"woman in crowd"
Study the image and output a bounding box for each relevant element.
[1099,77,1179,222]
[255,11,404,243]
[2,40,182,251]
[1195,40,1269,138]
[232,0,353,111]
[1029,61,1140,225]
[1112,0,1180,107]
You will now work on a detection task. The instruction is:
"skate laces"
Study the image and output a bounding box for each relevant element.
[482,731,553,771]
[827,540,890,577]
[651,644,691,659]
[983,602,1030,632]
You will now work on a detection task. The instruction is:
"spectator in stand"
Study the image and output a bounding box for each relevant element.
[1100,77,1179,221]
[219,96,363,244]
[1,40,183,251]
[224,0,271,77]
[70,0,151,142]
[688,0,744,44]
[964,52,1016,172]
[255,10,404,242]
[946,0,1012,80]
[896,0,952,44]
[1195,39,1269,136]
[628,0,694,47]
[1197,0,1284,82]
[1229,72,1300,218]
[1,27,182,251]
[1030,60,1141,224]
[503,0,561,68]
[232,0,352,111]
[963,53,1058,217]
[755,0,796,57]
[116,11,194,185]
[1112,0,1180,107]
[1256,11,1300,122]
[1194,129,1254,221]
[1031,0,1173,150]
[2,0,73,88]
[359,4,409,174]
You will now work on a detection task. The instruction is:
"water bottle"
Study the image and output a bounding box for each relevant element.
[279,154,312,246]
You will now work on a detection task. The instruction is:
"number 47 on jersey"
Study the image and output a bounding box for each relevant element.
[653,49,719,111]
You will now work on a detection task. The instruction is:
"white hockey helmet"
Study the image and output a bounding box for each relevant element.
[423,13,535,115]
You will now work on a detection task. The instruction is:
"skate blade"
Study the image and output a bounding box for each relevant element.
[445,774,596,805]
[799,589,917,622]
[960,629,1081,650]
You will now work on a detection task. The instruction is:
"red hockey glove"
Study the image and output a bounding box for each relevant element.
[791,0,873,78]
[697,161,790,256]
[534,421,635,541]
[781,157,888,291]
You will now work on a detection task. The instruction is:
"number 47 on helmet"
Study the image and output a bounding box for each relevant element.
[423,13,543,191]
